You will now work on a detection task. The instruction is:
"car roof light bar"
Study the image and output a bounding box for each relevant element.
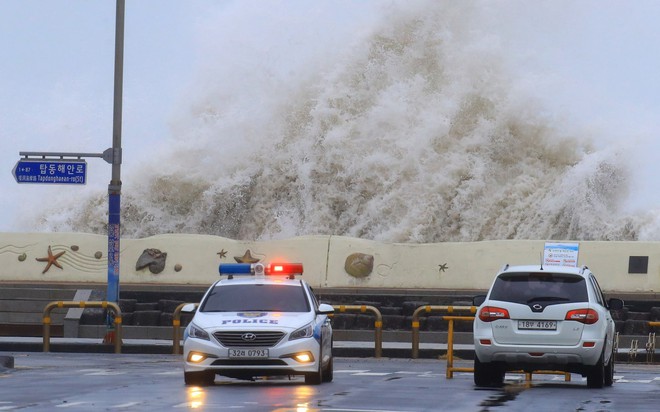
[218,262,302,279]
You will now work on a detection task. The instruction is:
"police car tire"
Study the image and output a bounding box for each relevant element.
[305,369,322,385]
[322,356,333,383]
[184,371,215,386]
[305,349,323,385]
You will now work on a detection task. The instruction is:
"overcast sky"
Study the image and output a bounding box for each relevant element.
[1,0,660,233]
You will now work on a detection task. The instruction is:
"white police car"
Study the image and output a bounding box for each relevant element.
[473,264,624,388]
[183,262,334,385]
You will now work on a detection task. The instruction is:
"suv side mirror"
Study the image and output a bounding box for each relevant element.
[473,295,486,307]
[607,298,624,311]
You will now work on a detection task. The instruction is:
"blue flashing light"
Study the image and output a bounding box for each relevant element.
[219,263,253,275]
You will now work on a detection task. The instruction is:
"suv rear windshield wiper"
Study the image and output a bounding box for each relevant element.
[526,296,571,304]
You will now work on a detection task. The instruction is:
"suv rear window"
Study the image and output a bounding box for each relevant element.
[488,272,588,305]
[200,284,311,312]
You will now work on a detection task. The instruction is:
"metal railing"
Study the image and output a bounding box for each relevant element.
[410,305,476,378]
[43,301,122,353]
[645,332,656,363]
[410,304,569,381]
[332,305,383,358]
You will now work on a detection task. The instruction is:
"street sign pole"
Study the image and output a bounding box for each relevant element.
[104,0,125,344]
[13,1,126,345]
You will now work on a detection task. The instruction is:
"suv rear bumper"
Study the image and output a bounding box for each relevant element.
[473,338,605,368]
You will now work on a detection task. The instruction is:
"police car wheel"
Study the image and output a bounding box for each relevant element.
[322,355,333,383]
[184,370,215,386]
[305,350,323,385]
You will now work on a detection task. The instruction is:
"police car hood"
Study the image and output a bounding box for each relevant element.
[193,311,315,331]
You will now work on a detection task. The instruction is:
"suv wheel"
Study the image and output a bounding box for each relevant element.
[604,347,615,387]
[587,350,605,388]
[474,356,504,387]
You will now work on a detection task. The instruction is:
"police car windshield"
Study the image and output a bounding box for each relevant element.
[200,284,310,312]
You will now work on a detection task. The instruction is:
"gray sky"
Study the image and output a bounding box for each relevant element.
[1,0,660,233]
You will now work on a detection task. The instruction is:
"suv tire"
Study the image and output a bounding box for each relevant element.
[474,356,504,387]
[604,347,615,387]
[587,350,605,388]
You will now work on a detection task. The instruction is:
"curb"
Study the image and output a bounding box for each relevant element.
[0,341,651,364]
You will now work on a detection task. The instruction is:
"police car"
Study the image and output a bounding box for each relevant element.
[183,262,334,385]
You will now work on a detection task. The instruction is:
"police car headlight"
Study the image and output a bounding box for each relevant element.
[189,323,210,341]
[289,323,313,341]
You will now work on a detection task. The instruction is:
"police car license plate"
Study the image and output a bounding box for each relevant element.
[518,320,557,330]
[228,349,269,358]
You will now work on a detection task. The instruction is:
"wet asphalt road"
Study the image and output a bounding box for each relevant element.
[1,352,659,411]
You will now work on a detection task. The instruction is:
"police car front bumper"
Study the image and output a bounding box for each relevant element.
[183,335,321,376]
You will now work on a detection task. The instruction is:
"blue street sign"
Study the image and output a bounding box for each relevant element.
[12,159,87,185]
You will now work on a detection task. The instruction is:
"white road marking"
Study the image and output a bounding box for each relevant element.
[335,369,369,373]
[110,402,142,409]
[84,370,126,376]
[616,379,653,383]
[55,402,88,408]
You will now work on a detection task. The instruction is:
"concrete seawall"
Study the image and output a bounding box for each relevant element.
[1,233,659,293]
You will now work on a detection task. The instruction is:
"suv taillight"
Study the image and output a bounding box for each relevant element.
[565,309,599,324]
[478,306,510,322]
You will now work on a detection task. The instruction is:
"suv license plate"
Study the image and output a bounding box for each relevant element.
[228,349,269,358]
[518,320,557,330]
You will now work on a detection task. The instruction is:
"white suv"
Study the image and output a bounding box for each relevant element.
[183,262,334,386]
[472,264,624,388]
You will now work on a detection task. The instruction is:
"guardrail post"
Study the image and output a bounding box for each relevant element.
[332,305,382,358]
[172,302,199,355]
[446,312,455,378]
[629,339,638,362]
[410,305,477,377]
[43,301,122,353]
[374,319,383,358]
[646,333,656,364]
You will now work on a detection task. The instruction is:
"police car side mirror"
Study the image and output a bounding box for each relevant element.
[181,303,197,313]
[317,303,334,315]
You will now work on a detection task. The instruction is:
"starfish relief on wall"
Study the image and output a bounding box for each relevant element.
[36,246,65,274]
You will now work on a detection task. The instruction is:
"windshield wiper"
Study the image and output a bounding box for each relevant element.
[526,296,571,304]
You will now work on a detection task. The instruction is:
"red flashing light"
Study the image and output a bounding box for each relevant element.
[265,263,303,276]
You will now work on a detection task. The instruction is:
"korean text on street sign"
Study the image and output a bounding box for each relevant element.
[12,159,87,185]
[543,242,579,267]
